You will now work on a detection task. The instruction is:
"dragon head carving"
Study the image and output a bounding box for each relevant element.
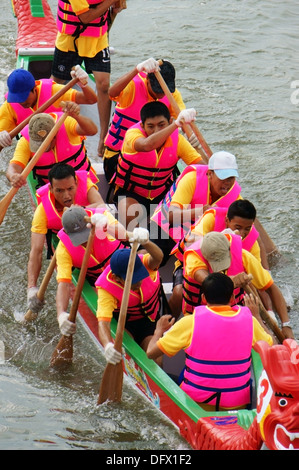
[254,339,299,450]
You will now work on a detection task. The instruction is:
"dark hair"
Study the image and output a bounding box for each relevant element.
[48,163,76,184]
[227,199,256,221]
[202,272,234,304]
[140,101,170,124]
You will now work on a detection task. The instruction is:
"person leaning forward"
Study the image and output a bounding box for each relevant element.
[182,231,294,339]
[6,101,98,188]
[103,57,198,181]
[113,101,203,230]
[95,228,164,364]
[0,67,97,148]
[153,151,242,317]
[27,163,106,317]
[147,272,275,412]
[55,205,130,336]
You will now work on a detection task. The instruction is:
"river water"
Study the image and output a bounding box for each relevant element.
[0,0,298,452]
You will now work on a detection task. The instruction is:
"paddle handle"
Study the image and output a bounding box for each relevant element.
[114,241,139,353]
[68,223,96,323]
[24,252,57,321]
[154,63,212,161]
[244,283,284,343]
[8,77,78,141]
[0,112,68,226]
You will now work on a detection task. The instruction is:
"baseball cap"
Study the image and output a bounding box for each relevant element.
[28,113,55,152]
[148,60,176,94]
[62,206,90,247]
[200,232,231,272]
[7,69,36,103]
[110,249,149,284]
[208,151,239,180]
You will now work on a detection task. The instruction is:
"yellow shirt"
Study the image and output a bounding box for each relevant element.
[31,177,98,234]
[104,81,186,161]
[96,253,158,322]
[111,78,186,119]
[55,0,108,57]
[157,305,273,357]
[122,128,202,167]
[10,116,82,169]
[185,247,273,291]
[193,210,261,262]
[56,210,118,283]
[170,169,242,208]
[0,83,76,133]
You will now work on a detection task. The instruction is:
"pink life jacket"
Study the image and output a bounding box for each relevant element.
[104,73,170,152]
[56,0,109,38]
[95,257,161,321]
[114,122,179,200]
[36,170,92,232]
[21,112,94,185]
[5,79,64,125]
[181,304,253,409]
[182,233,245,315]
[57,208,125,284]
[174,206,259,263]
[152,164,242,245]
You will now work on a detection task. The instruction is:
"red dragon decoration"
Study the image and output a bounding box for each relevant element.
[179,339,299,450]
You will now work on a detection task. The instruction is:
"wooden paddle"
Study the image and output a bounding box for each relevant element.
[244,283,284,343]
[155,61,212,162]
[0,111,68,226]
[24,252,57,322]
[0,76,79,152]
[98,240,139,404]
[50,221,96,368]
[115,0,127,8]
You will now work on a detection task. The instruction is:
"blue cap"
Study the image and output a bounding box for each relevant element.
[110,249,149,284]
[7,69,36,103]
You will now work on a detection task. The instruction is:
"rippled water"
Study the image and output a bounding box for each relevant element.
[0,0,298,451]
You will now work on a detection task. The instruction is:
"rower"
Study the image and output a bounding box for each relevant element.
[6,102,98,189]
[95,228,164,363]
[55,206,129,337]
[183,231,294,339]
[151,151,242,317]
[0,66,97,148]
[103,57,199,181]
[27,163,105,317]
[112,101,203,230]
[147,272,276,412]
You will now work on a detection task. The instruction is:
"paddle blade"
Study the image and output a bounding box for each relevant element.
[0,186,19,226]
[98,361,123,405]
[24,309,38,322]
[50,335,73,368]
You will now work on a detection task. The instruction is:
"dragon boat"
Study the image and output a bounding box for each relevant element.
[6,0,299,451]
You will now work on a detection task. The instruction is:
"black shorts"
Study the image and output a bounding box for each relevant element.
[148,220,176,267]
[113,314,158,346]
[173,263,183,287]
[51,46,111,80]
[103,152,119,182]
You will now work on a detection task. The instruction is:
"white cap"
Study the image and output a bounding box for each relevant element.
[208,151,239,180]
